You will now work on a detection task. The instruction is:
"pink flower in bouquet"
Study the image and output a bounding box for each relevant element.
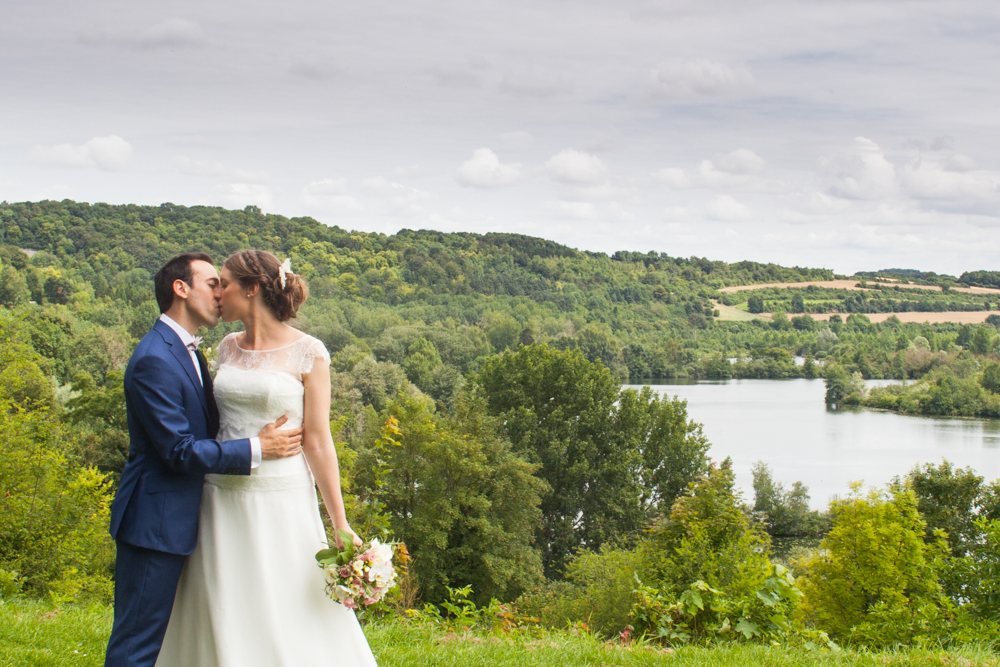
[343,598,358,610]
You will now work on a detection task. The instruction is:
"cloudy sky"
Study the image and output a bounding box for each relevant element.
[3,0,1000,275]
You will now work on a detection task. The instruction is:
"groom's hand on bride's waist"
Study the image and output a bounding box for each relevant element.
[257,415,304,460]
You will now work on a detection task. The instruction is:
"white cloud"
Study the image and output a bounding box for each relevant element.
[174,157,269,183]
[714,148,766,175]
[706,195,752,221]
[498,72,571,98]
[30,135,133,171]
[361,176,433,205]
[82,18,205,49]
[211,183,273,209]
[138,19,204,47]
[301,178,362,212]
[824,137,898,200]
[498,131,534,147]
[649,59,754,100]
[901,157,997,201]
[545,149,607,185]
[544,200,598,219]
[655,149,771,191]
[456,148,522,188]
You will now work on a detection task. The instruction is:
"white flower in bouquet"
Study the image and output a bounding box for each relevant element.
[315,530,399,611]
[368,561,393,587]
[369,539,393,565]
[332,585,352,604]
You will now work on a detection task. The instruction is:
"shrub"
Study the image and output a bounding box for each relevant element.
[794,484,948,640]
[0,400,114,602]
[642,461,771,600]
[515,545,643,637]
[629,564,835,648]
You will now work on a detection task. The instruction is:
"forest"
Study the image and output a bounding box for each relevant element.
[3,199,1000,657]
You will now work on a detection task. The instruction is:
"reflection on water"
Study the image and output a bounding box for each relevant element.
[627,379,1000,509]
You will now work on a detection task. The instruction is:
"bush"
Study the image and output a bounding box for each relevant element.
[751,462,828,537]
[0,400,114,602]
[515,545,643,637]
[795,484,948,640]
[629,564,835,648]
[642,462,771,600]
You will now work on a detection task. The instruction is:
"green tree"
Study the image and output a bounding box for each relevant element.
[43,275,73,305]
[944,518,1000,620]
[824,363,865,405]
[401,337,443,393]
[642,461,771,599]
[613,386,711,523]
[64,371,129,476]
[970,326,991,355]
[359,392,546,605]
[483,312,520,352]
[795,484,948,638]
[751,462,822,537]
[981,361,1000,394]
[0,264,29,306]
[0,335,55,411]
[473,344,627,576]
[904,460,984,557]
[790,293,805,313]
[747,295,764,314]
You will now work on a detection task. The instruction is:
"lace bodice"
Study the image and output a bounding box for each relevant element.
[216,332,330,380]
[211,333,330,479]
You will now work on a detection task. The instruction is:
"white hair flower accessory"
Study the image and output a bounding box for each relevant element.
[278,258,293,289]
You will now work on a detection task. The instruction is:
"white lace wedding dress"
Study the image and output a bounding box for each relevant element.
[155,333,378,667]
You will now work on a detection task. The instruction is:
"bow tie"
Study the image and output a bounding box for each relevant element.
[187,336,203,351]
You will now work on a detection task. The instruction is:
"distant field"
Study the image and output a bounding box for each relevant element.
[713,301,765,321]
[761,311,996,324]
[720,280,1000,295]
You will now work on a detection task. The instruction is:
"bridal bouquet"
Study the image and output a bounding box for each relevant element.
[315,530,397,610]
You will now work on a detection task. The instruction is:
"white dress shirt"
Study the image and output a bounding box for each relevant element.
[158,314,261,468]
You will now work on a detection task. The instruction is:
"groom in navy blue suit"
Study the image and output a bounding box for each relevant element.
[105,252,304,667]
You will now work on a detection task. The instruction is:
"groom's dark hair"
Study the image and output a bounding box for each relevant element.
[154,252,214,313]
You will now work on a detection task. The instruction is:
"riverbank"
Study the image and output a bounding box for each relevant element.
[3,601,998,667]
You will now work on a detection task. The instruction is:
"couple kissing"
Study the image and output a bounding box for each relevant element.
[104,250,377,667]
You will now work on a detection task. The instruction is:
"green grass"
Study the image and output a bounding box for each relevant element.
[3,601,999,667]
[712,300,763,322]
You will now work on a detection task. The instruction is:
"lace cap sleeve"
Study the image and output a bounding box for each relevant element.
[299,337,331,375]
[216,333,239,366]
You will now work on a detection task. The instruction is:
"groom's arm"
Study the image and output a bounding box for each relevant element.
[128,354,253,475]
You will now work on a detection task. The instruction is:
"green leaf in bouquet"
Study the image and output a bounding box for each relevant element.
[337,528,358,559]
[315,548,339,565]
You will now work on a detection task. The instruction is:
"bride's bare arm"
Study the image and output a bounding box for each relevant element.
[301,360,363,547]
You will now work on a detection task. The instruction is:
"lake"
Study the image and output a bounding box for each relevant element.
[626,379,1000,509]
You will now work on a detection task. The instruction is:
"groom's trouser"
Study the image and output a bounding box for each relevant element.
[105,540,186,667]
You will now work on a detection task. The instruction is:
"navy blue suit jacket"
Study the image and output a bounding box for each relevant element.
[109,319,252,555]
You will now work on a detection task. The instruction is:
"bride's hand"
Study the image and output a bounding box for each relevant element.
[336,525,364,549]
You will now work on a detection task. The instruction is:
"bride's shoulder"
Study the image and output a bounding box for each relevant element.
[293,334,331,373]
[214,332,239,363]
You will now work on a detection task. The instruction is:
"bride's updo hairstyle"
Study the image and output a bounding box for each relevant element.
[223,250,308,322]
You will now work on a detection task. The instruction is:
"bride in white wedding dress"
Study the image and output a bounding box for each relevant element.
[155,251,377,667]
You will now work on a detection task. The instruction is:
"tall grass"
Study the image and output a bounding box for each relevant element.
[2,601,998,667]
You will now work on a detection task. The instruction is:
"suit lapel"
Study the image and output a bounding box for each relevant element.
[154,320,210,419]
